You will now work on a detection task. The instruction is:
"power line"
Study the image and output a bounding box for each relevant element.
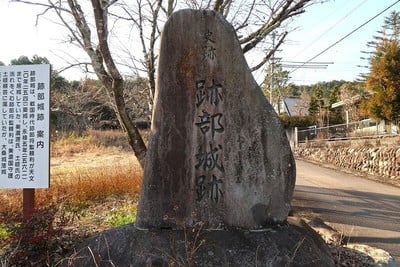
[281,60,333,69]
[281,61,334,64]
[290,0,400,74]
[292,0,370,59]
[282,65,328,69]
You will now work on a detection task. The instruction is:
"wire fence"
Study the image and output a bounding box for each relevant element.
[296,119,399,143]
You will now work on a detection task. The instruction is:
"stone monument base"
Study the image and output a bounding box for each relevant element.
[62,217,334,266]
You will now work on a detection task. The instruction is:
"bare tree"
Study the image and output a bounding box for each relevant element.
[12,0,326,166]
[51,78,151,133]
[51,79,110,133]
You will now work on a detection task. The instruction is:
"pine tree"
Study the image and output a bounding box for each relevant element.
[366,39,400,122]
[364,11,400,122]
[383,11,400,41]
[328,85,343,124]
[308,85,324,123]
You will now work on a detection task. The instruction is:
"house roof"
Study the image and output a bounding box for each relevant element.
[283,97,309,117]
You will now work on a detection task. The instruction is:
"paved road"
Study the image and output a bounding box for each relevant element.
[292,160,400,262]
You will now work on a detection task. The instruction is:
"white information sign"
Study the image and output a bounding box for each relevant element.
[0,64,50,188]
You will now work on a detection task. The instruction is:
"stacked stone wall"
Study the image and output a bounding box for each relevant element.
[294,136,400,186]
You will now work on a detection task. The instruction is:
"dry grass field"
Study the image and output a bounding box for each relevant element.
[0,130,143,266]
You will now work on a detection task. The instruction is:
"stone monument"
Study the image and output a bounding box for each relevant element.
[136,9,295,229]
[63,10,334,266]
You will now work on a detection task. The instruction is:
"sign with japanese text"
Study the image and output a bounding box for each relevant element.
[0,64,50,188]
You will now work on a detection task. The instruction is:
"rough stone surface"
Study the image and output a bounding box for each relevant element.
[306,218,397,267]
[343,244,397,267]
[136,9,295,229]
[307,217,344,246]
[62,217,334,267]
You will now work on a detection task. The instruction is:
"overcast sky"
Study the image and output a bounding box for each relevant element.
[0,0,399,85]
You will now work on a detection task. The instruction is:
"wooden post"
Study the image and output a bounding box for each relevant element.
[23,188,35,221]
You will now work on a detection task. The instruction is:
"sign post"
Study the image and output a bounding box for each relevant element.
[23,188,35,221]
[0,64,51,220]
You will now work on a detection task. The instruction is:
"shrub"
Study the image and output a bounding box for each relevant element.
[280,114,316,128]
[0,204,73,266]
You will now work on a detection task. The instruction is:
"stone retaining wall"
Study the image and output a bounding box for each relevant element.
[294,136,400,187]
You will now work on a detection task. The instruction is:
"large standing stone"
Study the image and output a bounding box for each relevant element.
[136,9,295,229]
[63,10,334,267]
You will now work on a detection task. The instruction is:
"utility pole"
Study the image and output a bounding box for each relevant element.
[270,32,275,108]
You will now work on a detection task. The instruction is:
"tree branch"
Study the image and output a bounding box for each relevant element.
[250,31,287,72]
[240,0,310,53]
[234,0,256,31]
[11,0,71,13]
[91,0,147,164]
